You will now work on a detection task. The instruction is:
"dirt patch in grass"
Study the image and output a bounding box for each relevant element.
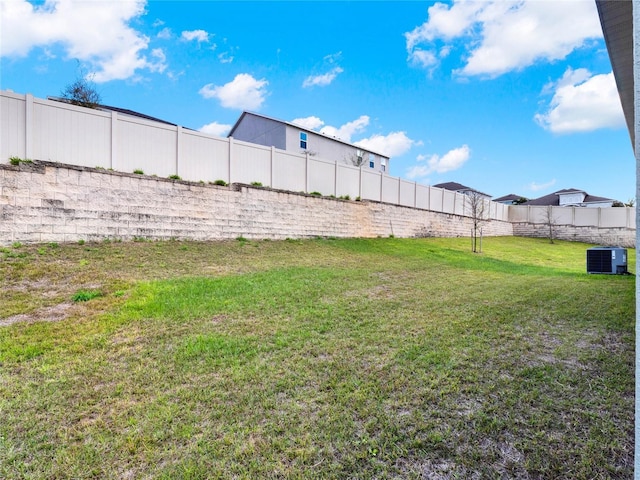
[0,302,74,327]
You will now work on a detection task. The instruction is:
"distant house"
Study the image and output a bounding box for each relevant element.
[433,182,491,199]
[494,194,527,205]
[228,111,390,173]
[523,189,617,208]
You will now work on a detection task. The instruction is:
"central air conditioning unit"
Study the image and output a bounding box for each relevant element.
[586,247,628,274]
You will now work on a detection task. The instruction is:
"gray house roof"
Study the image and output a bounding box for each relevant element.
[228,111,390,159]
[494,193,526,204]
[523,189,615,206]
[433,182,491,198]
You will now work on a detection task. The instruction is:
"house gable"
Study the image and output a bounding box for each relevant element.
[228,112,286,150]
[557,189,586,206]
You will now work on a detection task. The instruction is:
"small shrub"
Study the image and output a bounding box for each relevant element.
[78,239,85,245]
[79,259,89,267]
[236,236,247,242]
[212,179,228,186]
[37,248,46,255]
[133,169,144,175]
[251,181,263,187]
[355,196,361,201]
[310,191,322,196]
[168,174,181,180]
[72,290,102,302]
[339,195,351,200]
[48,242,59,249]
[12,242,23,249]
[9,157,32,166]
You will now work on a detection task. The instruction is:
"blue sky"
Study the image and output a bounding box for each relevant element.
[0,0,634,202]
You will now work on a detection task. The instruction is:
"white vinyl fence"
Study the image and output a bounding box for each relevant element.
[509,205,635,229]
[14,90,633,227]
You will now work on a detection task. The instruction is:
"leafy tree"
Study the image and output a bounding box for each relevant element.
[61,69,101,109]
[513,197,528,205]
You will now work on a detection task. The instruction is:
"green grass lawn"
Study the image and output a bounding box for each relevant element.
[0,237,634,479]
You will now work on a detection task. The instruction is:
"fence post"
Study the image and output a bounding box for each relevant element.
[25,93,33,159]
[359,167,362,199]
[334,161,338,196]
[598,207,602,228]
[228,136,234,184]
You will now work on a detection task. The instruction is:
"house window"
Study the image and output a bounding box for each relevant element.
[356,149,363,165]
[381,164,386,172]
[300,132,307,149]
[381,158,387,172]
[369,161,375,168]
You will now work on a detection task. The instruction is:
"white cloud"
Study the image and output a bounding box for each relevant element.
[199,73,269,110]
[302,51,343,87]
[181,30,210,43]
[355,132,417,158]
[291,116,325,130]
[405,0,602,77]
[320,115,369,142]
[534,68,625,134]
[157,27,172,40]
[302,67,344,88]
[199,122,231,137]
[218,52,234,64]
[405,145,470,180]
[528,179,556,192]
[0,0,164,83]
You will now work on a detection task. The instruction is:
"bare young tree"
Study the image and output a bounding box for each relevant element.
[543,205,557,244]
[345,149,365,167]
[467,191,489,253]
[61,67,101,109]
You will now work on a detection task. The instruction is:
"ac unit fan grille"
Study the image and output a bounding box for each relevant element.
[587,250,612,273]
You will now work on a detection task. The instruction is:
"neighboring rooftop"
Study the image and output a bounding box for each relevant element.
[494,194,527,205]
[523,189,617,207]
[433,182,491,198]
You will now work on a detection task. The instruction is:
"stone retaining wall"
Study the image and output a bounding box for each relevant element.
[511,223,635,248]
[0,161,514,245]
